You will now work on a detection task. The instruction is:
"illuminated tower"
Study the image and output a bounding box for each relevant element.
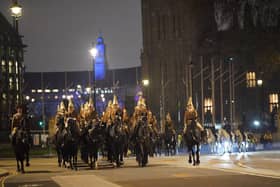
[94,35,106,80]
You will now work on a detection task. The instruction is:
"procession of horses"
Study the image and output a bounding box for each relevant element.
[10,95,257,173]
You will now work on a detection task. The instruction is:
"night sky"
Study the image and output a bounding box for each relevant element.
[0,0,142,72]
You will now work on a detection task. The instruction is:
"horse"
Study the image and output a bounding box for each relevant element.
[183,119,204,166]
[154,132,164,156]
[12,129,29,173]
[204,128,217,154]
[133,116,151,167]
[87,120,106,169]
[164,127,176,156]
[109,114,127,167]
[63,118,80,170]
[216,128,233,154]
[234,129,247,153]
[53,116,67,167]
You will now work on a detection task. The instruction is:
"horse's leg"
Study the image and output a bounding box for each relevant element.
[21,159,25,173]
[192,147,195,166]
[188,146,192,164]
[196,144,200,165]
[25,144,30,167]
[16,157,20,172]
[94,144,98,169]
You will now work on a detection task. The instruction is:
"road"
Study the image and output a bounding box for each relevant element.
[1,151,280,187]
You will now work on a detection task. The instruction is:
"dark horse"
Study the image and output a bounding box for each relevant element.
[164,128,176,156]
[63,118,80,170]
[183,119,204,166]
[12,129,29,173]
[53,116,66,167]
[133,114,151,167]
[87,120,104,169]
[109,111,127,167]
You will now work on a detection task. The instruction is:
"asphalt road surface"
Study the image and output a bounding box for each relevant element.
[1,151,280,187]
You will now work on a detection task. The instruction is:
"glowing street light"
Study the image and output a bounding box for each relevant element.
[142,79,149,86]
[89,43,98,109]
[89,47,98,58]
[257,79,263,86]
[253,120,260,127]
[10,1,22,19]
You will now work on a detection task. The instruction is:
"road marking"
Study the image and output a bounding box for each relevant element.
[173,173,189,178]
[1,170,17,187]
[199,164,280,179]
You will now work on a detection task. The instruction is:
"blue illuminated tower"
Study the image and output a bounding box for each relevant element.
[94,35,106,80]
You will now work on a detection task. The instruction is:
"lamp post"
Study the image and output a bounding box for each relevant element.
[10,0,23,107]
[10,0,22,33]
[89,44,98,109]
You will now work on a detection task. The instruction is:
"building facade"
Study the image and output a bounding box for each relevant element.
[23,67,141,131]
[0,12,25,132]
[141,0,280,131]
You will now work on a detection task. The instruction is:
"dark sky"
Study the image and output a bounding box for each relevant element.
[0,0,142,72]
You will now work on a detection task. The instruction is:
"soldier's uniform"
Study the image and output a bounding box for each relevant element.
[11,106,25,141]
[183,97,204,133]
[165,113,175,135]
[55,101,66,132]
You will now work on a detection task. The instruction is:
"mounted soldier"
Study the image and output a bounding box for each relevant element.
[132,97,151,167]
[11,105,25,140]
[84,98,99,126]
[66,99,78,119]
[183,97,205,165]
[183,97,204,133]
[11,104,31,168]
[164,112,176,156]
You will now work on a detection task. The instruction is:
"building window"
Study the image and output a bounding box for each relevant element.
[204,98,213,113]
[9,77,13,89]
[1,60,6,73]
[269,94,279,112]
[16,78,19,90]
[9,61,13,74]
[2,93,7,100]
[15,61,18,74]
[246,72,256,88]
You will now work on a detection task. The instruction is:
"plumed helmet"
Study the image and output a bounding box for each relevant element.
[60,101,66,111]
[112,95,119,106]
[88,98,94,108]
[108,100,112,108]
[185,97,198,120]
[68,99,74,111]
[166,112,172,121]
[187,97,194,109]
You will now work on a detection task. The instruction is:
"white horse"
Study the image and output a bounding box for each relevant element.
[205,128,217,154]
[234,129,247,152]
[217,128,233,154]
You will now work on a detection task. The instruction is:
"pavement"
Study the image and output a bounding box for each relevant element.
[0,169,9,177]
[1,151,280,187]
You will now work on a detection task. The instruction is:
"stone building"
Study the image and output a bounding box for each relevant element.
[0,12,25,132]
[141,0,280,131]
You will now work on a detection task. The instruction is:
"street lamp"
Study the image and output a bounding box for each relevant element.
[257,79,263,87]
[10,0,22,33]
[89,44,98,109]
[142,79,149,87]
